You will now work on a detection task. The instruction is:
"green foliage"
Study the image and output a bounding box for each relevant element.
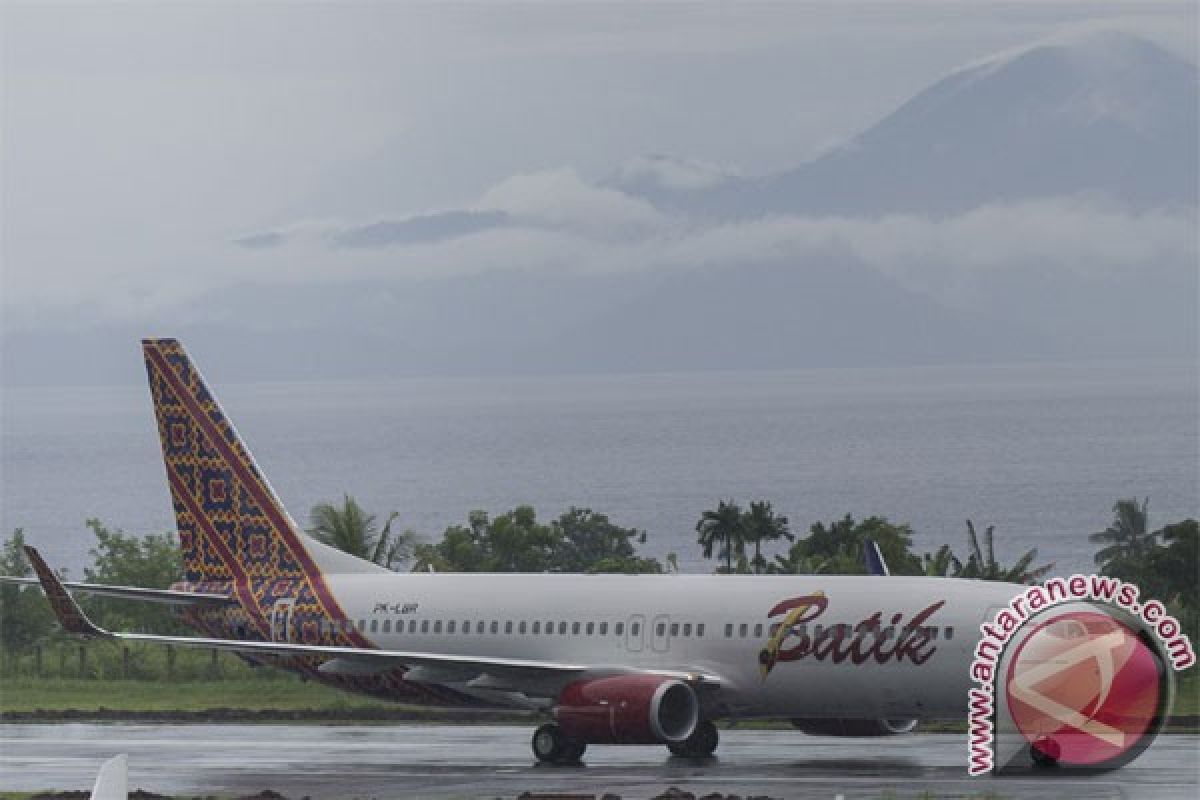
[307,495,416,570]
[1100,516,1198,639]
[695,500,746,574]
[81,519,184,632]
[769,514,923,576]
[959,519,1054,584]
[742,501,792,574]
[0,529,54,650]
[922,543,964,577]
[411,506,662,573]
[552,508,662,574]
[1089,497,1159,566]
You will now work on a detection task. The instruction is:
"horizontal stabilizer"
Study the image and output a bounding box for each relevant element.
[0,575,232,606]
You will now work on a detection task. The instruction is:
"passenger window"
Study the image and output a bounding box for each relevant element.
[477,621,485,634]
[358,619,366,632]
[738,623,748,638]
[448,620,456,634]
[572,622,581,635]
[558,621,567,635]
[697,623,705,637]
[586,622,594,635]
[370,619,379,633]
[725,623,733,638]
[669,623,679,637]
[814,625,824,639]
[945,627,954,640]
[519,621,527,634]
[490,621,499,634]
[408,620,417,634]
[433,620,442,634]
[382,619,391,633]
[631,622,641,636]
[505,621,513,634]
[656,622,666,637]
[532,621,540,634]
[683,623,692,637]
[753,623,763,638]
[546,622,554,636]
[599,622,608,635]
[344,620,354,633]
[615,622,625,636]
[421,620,429,634]
[768,623,779,636]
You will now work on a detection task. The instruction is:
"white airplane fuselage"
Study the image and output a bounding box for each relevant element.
[248,572,1023,720]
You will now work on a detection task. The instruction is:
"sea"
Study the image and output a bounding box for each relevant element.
[1,360,1196,580]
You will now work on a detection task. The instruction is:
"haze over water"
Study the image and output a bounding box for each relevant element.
[2,360,1195,579]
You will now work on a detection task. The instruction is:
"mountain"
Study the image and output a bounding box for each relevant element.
[3,32,1194,386]
[648,32,1199,217]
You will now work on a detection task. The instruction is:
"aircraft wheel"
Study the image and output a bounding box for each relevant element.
[532,723,564,763]
[1030,736,1060,768]
[667,719,719,758]
[560,738,587,764]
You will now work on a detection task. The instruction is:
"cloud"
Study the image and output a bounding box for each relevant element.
[4,163,1194,339]
[475,168,668,239]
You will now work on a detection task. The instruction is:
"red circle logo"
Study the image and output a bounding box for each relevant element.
[1005,609,1163,767]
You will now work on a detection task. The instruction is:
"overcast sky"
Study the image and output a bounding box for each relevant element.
[1,1,1195,341]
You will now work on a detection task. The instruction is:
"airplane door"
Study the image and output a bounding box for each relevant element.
[626,614,645,652]
[650,614,671,653]
[270,598,295,643]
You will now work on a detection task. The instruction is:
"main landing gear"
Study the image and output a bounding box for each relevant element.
[531,720,720,764]
[532,723,587,765]
[1030,736,1061,768]
[667,719,719,759]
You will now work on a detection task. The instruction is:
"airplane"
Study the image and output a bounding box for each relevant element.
[7,338,1075,764]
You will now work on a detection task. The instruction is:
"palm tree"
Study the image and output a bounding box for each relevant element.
[307,494,414,570]
[742,501,792,574]
[1089,497,1158,566]
[921,544,963,577]
[769,549,830,575]
[962,519,1054,584]
[695,500,746,574]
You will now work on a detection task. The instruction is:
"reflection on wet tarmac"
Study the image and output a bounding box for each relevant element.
[1,724,1197,799]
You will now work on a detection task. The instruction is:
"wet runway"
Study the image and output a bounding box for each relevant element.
[1,724,1197,799]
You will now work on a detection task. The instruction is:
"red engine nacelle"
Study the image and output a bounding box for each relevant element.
[554,674,699,744]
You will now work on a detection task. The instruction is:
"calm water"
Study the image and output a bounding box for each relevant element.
[1,362,1196,579]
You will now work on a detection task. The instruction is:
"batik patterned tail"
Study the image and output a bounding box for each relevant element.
[143,338,315,586]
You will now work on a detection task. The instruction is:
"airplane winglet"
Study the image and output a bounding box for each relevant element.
[23,546,109,638]
[863,539,890,576]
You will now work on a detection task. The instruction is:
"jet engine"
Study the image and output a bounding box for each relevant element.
[790,717,919,736]
[554,674,699,744]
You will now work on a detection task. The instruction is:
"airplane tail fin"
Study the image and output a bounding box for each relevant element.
[142,338,386,586]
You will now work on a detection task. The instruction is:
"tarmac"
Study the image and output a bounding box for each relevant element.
[1,723,1197,799]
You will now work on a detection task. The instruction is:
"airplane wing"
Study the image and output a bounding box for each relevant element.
[24,546,720,696]
[0,575,233,607]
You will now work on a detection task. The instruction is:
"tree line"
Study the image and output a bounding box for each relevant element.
[2,496,1196,660]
